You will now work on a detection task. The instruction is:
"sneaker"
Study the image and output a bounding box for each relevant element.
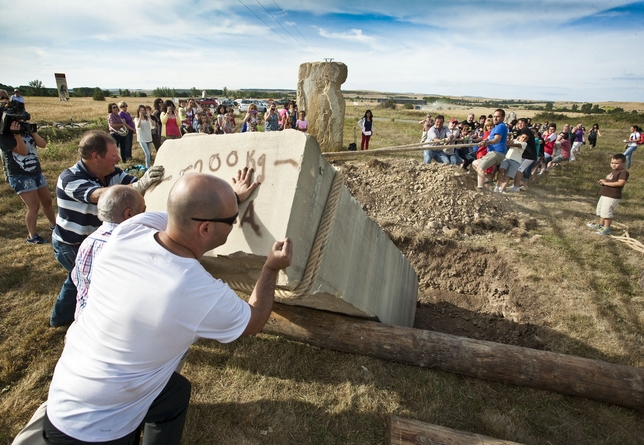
[595,227,612,236]
[493,186,500,193]
[27,234,47,244]
[586,223,602,230]
[507,187,521,193]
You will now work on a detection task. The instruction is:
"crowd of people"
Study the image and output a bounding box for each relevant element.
[2,89,294,443]
[105,98,310,171]
[419,109,641,234]
[1,88,643,442]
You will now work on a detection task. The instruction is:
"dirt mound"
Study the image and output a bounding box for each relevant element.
[333,158,543,347]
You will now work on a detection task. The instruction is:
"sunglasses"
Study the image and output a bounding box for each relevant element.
[191,212,238,226]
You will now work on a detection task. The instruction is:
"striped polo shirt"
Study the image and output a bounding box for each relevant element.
[53,160,137,245]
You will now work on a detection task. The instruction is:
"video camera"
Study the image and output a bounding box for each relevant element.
[0,100,38,135]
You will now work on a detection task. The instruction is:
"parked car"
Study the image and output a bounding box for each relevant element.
[219,99,235,108]
[252,100,267,112]
[197,97,218,107]
[238,99,253,113]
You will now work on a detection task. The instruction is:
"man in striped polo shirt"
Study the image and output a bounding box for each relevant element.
[50,130,164,327]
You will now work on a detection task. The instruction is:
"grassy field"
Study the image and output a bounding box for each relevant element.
[1,97,644,443]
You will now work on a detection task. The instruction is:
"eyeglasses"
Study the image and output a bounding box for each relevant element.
[191,212,238,226]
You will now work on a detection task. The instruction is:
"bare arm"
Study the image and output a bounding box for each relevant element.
[242,238,293,336]
[481,134,502,146]
[7,122,28,155]
[32,132,46,148]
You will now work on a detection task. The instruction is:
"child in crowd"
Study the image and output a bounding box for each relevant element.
[444,118,462,165]
[495,133,528,193]
[546,132,571,170]
[284,111,294,131]
[473,118,495,180]
[223,114,233,134]
[456,125,475,169]
[194,113,213,134]
[227,108,236,132]
[296,111,308,132]
[538,124,557,175]
[587,154,629,235]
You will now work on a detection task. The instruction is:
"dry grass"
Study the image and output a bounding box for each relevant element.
[25,97,167,124]
[1,98,644,444]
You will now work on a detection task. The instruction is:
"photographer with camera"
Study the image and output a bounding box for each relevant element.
[0,89,56,244]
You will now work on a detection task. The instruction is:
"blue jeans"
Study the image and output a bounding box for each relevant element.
[423,150,449,164]
[624,145,638,168]
[51,239,79,327]
[139,141,152,168]
[445,153,463,165]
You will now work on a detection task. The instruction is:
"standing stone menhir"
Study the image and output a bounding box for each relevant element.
[297,61,348,153]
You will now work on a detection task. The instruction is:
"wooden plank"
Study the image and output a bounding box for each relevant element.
[263,303,644,410]
[386,414,522,445]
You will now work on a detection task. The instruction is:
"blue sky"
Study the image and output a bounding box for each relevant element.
[1,0,643,102]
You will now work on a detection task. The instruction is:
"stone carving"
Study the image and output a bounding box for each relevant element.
[297,62,348,153]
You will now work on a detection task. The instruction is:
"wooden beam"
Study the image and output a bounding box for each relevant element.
[263,303,644,410]
[386,414,522,445]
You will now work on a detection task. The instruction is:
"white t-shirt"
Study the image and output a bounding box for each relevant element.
[47,212,251,441]
[628,131,641,148]
[506,140,527,163]
[134,118,153,143]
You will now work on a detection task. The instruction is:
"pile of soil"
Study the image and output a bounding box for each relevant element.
[333,158,544,348]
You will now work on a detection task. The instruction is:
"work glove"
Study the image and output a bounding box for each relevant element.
[132,165,165,194]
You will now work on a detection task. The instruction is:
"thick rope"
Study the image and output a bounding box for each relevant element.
[226,167,345,298]
[609,223,644,254]
[322,141,480,159]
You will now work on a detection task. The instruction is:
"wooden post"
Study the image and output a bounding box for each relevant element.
[263,303,644,410]
[386,415,522,445]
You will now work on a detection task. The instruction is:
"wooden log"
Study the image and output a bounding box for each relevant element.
[263,303,644,410]
[386,414,522,445]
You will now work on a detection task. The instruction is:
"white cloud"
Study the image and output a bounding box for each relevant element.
[316,28,375,44]
[0,0,641,102]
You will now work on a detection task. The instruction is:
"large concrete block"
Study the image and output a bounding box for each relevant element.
[145,131,417,326]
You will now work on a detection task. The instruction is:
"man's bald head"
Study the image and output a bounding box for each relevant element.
[97,185,146,224]
[167,173,236,229]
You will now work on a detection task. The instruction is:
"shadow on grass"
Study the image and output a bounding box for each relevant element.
[185,334,644,445]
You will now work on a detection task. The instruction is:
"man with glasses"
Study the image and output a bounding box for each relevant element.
[43,169,292,444]
[472,109,508,190]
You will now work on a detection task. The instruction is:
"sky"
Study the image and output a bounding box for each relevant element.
[1,0,643,103]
